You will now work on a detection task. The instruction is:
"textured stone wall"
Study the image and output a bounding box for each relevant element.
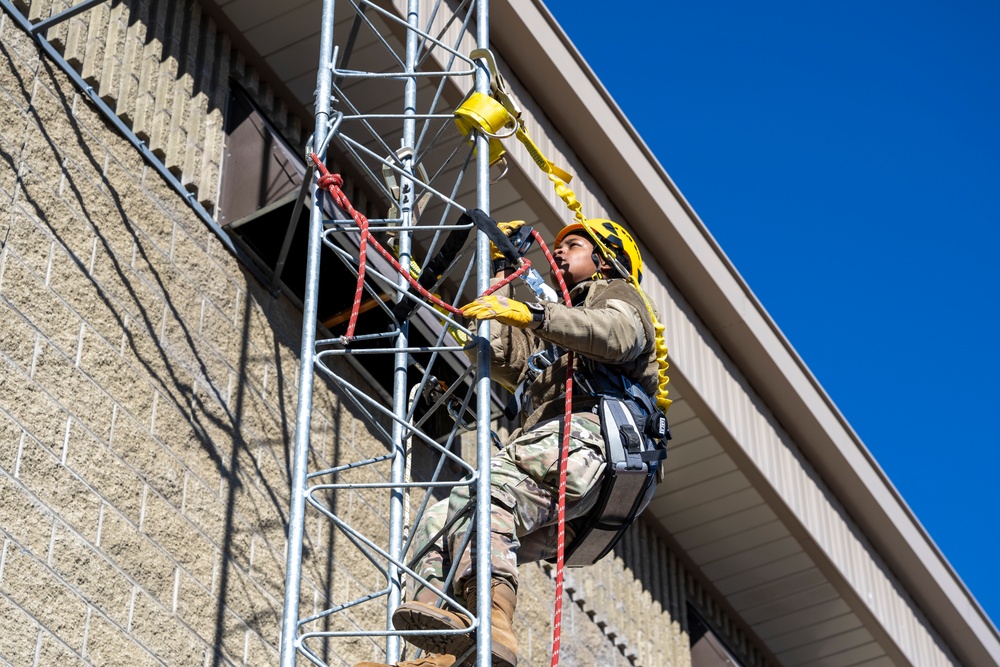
[0,3,766,667]
[0,6,324,663]
[10,0,303,211]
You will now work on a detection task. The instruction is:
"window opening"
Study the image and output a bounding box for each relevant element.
[217,81,502,426]
[688,604,745,667]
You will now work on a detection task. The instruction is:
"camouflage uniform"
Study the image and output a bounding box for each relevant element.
[411,278,658,600]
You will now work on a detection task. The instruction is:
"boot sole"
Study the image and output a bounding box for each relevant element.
[392,606,517,667]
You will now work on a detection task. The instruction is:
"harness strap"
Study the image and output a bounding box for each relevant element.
[462,208,524,266]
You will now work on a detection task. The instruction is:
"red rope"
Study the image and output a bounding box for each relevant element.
[309,153,531,341]
[531,230,574,667]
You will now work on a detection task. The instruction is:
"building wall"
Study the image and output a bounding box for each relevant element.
[0,3,310,661]
[0,3,763,666]
[12,0,303,211]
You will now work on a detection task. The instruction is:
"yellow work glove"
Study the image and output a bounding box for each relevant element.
[490,220,527,260]
[431,297,472,346]
[462,294,544,329]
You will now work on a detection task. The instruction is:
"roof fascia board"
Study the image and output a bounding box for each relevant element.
[487,0,999,663]
[666,371,912,667]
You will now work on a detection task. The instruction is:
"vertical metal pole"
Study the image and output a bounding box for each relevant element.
[474,1,494,665]
[384,0,422,662]
[279,0,336,663]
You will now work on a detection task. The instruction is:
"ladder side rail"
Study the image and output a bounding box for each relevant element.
[473,1,494,665]
[278,0,338,663]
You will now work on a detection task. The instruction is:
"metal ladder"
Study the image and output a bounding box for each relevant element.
[279,1,498,665]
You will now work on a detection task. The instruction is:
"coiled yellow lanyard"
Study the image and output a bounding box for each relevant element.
[454,50,671,412]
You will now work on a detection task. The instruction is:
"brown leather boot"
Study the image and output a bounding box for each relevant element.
[391,599,474,658]
[391,580,518,667]
[481,580,517,667]
[355,652,457,667]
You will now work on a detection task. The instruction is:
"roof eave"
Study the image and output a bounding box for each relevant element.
[487,0,999,663]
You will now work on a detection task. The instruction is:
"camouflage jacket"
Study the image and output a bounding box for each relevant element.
[489,278,659,432]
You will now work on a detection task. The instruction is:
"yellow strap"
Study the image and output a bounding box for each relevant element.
[512,125,573,183]
[510,123,591,229]
[630,281,673,412]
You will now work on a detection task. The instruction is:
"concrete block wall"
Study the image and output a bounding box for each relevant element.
[13,0,302,211]
[0,3,763,666]
[0,6,340,664]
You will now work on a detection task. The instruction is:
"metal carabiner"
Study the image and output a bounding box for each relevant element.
[470,48,522,120]
[381,146,432,221]
[526,349,555,379]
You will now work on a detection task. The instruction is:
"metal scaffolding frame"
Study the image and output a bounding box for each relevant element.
[0,0,500,663]
[279,1,497,665]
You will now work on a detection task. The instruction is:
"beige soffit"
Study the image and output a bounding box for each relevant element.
[487,0,1000,665]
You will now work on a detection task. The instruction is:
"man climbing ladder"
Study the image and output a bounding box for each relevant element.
[357,214,669,667]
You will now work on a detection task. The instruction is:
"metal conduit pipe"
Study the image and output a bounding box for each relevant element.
[473,2,495,666]
[384,0,423,661]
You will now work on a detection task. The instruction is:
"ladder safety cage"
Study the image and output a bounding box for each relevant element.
[280,1,498,666]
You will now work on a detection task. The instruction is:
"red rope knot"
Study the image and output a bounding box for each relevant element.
[315,169,368,227]
[317,172,343,191]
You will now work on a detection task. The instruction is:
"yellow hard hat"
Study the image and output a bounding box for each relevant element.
[554,219,643,283]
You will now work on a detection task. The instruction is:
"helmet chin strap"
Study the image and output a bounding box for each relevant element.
[590,252,605,281]
[591,250,629,282]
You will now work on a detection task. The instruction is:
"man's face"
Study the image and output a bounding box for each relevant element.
[552,232,608,287]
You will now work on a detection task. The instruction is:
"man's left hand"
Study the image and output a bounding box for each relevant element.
[461,295,542,328]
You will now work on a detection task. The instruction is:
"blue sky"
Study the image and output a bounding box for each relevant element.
[548,0,999,628]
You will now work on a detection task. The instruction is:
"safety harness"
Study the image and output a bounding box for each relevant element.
[504,345,670,567]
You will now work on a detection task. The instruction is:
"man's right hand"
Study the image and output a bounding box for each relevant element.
[491,220,527,260]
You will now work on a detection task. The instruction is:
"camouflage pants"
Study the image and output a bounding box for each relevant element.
[410,414,606,602]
